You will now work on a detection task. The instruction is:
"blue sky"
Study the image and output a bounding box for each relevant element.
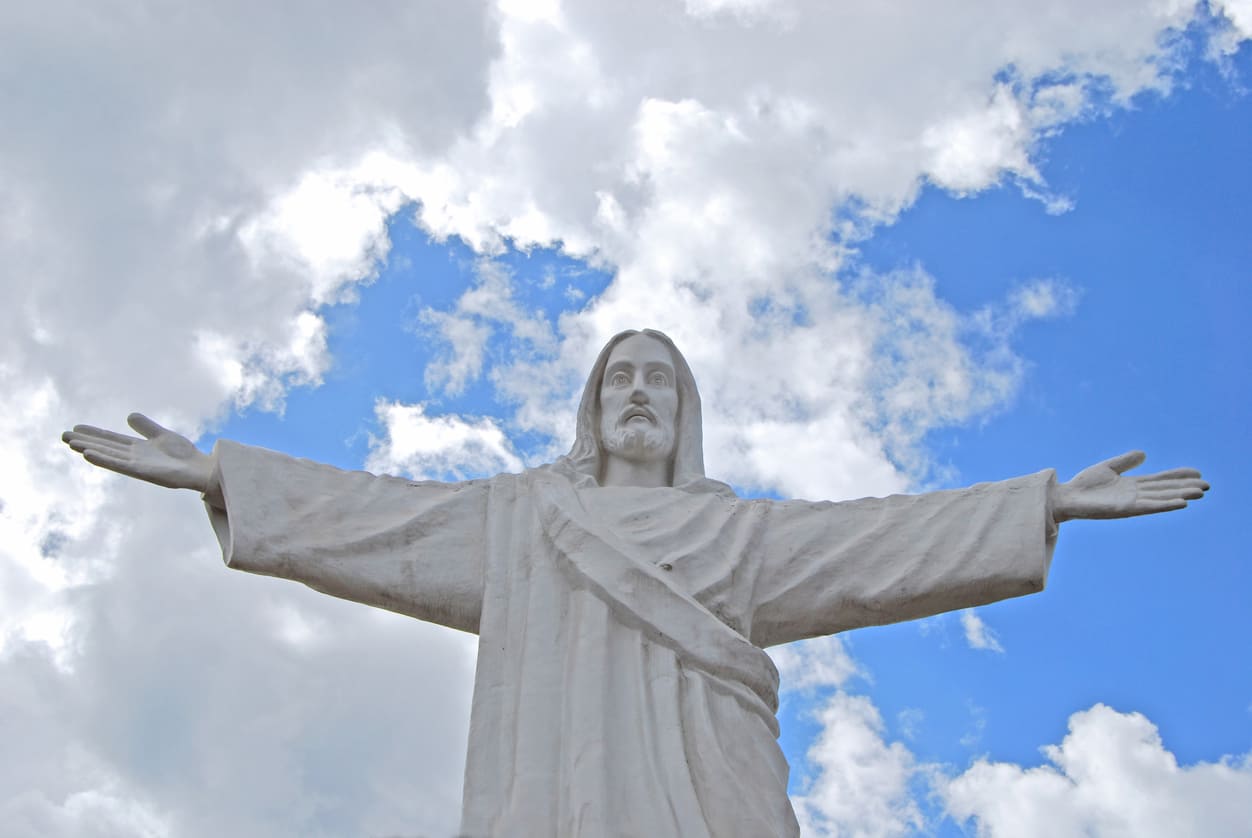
[3,3,1251,836]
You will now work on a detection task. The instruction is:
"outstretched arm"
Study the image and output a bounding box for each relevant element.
[749,469,1059,646]
[1051,450,1209,522]
[64,417,488,632]
[62,413,213,493]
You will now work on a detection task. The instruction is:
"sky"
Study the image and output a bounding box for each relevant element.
[2,1,1251,836]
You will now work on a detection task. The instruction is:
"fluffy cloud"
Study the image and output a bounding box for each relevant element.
[786,689,1252,838]
[772,635,863,692]
[0,487,476,838]
[367,399,524,479]
[1,2,493,833]
[399,0,1237,500]
[1213,0,1252,54]
[419,258,558,397]
[941,704,1252,837]
[792,692,923,838]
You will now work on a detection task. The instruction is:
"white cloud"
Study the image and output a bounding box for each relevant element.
[772,635,864,692]
[941,704,1252,838]
[922,84,1038,193]
[1213,0,1252,55]
[684,0,797,26]
[961,610,1006,653]
[420,259,558,397]
[402,0,1237,500]
[0,3,494,832]
[1222,0,1252,36]
[367,400,524,480]
[1008,278,1081,321]
[1,778,171,838]
[896,708,925,741]
[0,490,477,838]
[788,695,1252,837]
[237,157,417,307]
[792,692,924,838]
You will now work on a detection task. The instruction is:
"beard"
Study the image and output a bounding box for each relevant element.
[600,423,674,464]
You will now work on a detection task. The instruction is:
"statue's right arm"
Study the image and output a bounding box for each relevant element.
[63,413,488,633]
[62,413,215,495]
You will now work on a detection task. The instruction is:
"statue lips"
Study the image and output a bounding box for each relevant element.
[621,406,655,426]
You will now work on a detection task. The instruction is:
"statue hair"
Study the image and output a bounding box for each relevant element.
[556,329,709,489]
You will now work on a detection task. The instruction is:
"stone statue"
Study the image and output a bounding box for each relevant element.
[62,328,1208,837]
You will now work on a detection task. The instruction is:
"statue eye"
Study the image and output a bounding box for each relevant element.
[650,372,669,387]
[610,371,631,387]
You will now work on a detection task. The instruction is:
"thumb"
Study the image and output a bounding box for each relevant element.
[1102,450,1146,474]
[127,412,170,440]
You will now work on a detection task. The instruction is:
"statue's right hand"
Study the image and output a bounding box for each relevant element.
[62,413,213,493]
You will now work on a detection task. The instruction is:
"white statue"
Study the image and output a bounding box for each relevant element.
[62,329,1208,837]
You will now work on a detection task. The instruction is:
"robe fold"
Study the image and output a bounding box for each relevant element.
[206,439,1058,837]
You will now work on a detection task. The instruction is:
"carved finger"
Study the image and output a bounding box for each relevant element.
[1136,478,1210,493]
[66,437,130,456]
[1140,486,1207,500]
[1131,498,1188,515]
[127,413,169,439]
[1102,450,1146,474]
[83,449,133,474]
[1139,468,1203,482]
[70,424,140,445]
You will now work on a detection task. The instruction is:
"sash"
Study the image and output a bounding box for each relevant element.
[532,473,780,736]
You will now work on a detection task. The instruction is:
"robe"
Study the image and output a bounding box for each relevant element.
[205,440,1058,837]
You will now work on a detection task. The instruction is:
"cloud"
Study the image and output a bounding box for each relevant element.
[792,692,924,838]
[419,258,558,397]
[237,157,417,307]
[1,6,495,831]
[1221,0,1252,37]
[367,400,524,480]
[1,487,477,838]
[413,258,1063,502]
[0,0,499,644]
[940,704,1252,838]
[772,635,864,692]
[783,677,1252,837]
[960,610,1006,653]
[787,693,1252,837]
[400,0,1238,500]
[1006,278,1081,323]
[1213,0,1252,56]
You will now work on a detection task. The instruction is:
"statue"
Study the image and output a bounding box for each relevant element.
[61,329,1208,837]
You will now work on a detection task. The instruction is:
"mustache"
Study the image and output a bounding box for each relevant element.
[619,405,656,423]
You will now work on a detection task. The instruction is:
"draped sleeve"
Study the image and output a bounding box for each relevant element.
[748,470,1059,648]
[204,440,488,634]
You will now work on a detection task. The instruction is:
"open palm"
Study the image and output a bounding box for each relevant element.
[62,413,213,492]
[1052,451,1209,522]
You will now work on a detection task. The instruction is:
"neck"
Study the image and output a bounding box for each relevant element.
[601,456,670,488]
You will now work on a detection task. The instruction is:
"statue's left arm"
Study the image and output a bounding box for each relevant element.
[748,452,1207,648]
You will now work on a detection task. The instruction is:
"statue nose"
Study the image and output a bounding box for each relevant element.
[630,388,649,404]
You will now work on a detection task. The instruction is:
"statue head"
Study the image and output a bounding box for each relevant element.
[562,329,707,488]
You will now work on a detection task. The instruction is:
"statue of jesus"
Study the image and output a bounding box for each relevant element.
[62,328,1208,837]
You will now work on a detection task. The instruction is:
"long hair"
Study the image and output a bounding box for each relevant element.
[553,329,710,489]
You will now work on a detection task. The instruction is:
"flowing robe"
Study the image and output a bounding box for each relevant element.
[205,440,1058,837]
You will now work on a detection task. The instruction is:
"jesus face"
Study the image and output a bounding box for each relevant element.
[598,333,678,466]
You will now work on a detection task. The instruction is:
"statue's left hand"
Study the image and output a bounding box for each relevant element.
[1051,450,1209,522]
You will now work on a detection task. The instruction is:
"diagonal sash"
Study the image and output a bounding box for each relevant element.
[532,473,780,735]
